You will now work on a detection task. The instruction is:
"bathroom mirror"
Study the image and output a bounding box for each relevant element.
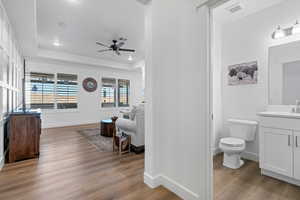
[269,40,300,105]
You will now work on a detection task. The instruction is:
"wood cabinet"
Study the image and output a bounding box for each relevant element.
[6,112,41,163]
[259,115,300,185]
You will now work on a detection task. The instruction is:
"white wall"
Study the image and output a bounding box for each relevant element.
[27,58,143,128]
[144,1,211,199]
[0,1,23,170]
[216,0,300,161]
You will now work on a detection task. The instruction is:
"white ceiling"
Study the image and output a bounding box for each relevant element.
[3,0,38,56]
[37,0,146,64]
[214,0,286,25]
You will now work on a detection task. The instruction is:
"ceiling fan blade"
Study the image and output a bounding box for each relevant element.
[119,48,135,52]
[96,42,110,48]
[98,49,112,53]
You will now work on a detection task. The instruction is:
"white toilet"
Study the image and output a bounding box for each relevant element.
[219,119,258,169]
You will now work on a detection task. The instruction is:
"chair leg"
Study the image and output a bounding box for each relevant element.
[119,141,122,155]
[128,136,131,153]
[112,138,115,152]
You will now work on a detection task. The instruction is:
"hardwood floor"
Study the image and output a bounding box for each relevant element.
[1,124,300,200]
[0,124,181,200]
[214,154,300,200]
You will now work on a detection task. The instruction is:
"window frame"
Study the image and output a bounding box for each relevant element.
[56,73,78,110]
[101,77,117,108]
[117,79,130,108]
[26,72,56,110]
[26,72,79,111]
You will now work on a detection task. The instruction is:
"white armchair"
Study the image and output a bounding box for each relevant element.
[115,104,145,153]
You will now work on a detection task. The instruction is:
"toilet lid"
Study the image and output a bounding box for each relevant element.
[220,137,245,147]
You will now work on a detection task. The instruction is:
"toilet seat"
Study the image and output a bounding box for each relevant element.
[220,137,245,147]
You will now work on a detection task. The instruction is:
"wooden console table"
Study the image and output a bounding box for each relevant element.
[6,110,41,163]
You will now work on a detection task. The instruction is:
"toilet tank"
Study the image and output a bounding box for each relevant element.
[228,119,258,141]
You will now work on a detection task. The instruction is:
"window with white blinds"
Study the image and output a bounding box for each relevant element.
[26,72,55,109]
[101,78,116,108]
[118,79,130,107]
[56,73,78,109]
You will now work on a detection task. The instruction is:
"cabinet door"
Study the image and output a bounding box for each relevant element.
[260,127,293,177]
[294,131,300,179]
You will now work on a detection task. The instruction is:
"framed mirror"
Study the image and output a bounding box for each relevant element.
[269,40,300,105]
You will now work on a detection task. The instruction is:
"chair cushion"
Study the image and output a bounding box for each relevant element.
[129,106,138,120]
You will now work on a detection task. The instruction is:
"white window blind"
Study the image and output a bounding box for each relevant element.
[118,79,130,107]
[26,72,55,109]
[56,73,78,109]
[101,78,116,108]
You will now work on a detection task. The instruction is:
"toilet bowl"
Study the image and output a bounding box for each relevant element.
[219,137,245,169]
[219,119,257,169]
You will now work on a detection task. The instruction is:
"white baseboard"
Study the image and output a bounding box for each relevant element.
[42,120,100,129]
[0,156,4,171]
[262,169,300,187]
[144,172,161,188]
[214,149,258,162]
[144,173,200,200]
[213,147,221,156]
[242,151,258,162]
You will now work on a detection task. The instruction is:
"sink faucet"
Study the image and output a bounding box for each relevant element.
[293,100,300,113]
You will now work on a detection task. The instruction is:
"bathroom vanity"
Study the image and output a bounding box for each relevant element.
[258,111,300,186]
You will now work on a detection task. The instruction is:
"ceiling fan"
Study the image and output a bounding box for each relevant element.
[96,38,135,56]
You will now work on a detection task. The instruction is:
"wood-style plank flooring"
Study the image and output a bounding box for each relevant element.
[1,124,300,200]
[214,154,300,200]
[0,124,181,200]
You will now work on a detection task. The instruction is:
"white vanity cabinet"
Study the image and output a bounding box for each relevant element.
[260,127,293,177]
[294,131,300,180]
[259,113,300,185]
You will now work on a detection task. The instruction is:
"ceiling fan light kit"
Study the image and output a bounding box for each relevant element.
[96,38,135,56]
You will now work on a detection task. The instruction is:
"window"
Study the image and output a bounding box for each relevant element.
[118,79,130,107]
[56,73,78,109]
[26,72,55,109]
[101,78,116,108]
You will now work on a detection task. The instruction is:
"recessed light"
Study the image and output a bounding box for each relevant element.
[67,0,80,4]
[53,40,62,47]
[128,55,133,61]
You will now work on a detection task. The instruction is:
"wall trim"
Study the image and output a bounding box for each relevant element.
[262,169,300,187]
[213,148,259,162]
[242,151,259,162]
[144,173,200,200]
[144,173,161,189]
[0,156,4,171]
[213,147,221,156]
[42,122,100,129]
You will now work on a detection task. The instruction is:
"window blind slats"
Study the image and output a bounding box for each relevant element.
[101,78,116,108]
[25,72,78,110]
[118,79,130,107]
[26,72,55,109]
[56,73,78,109]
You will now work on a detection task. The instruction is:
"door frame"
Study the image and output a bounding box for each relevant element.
[203,0,231,199]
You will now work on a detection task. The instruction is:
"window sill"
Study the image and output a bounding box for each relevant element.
[40,109,79,114]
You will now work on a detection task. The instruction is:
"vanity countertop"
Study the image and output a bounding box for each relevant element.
[258,111,300,119]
